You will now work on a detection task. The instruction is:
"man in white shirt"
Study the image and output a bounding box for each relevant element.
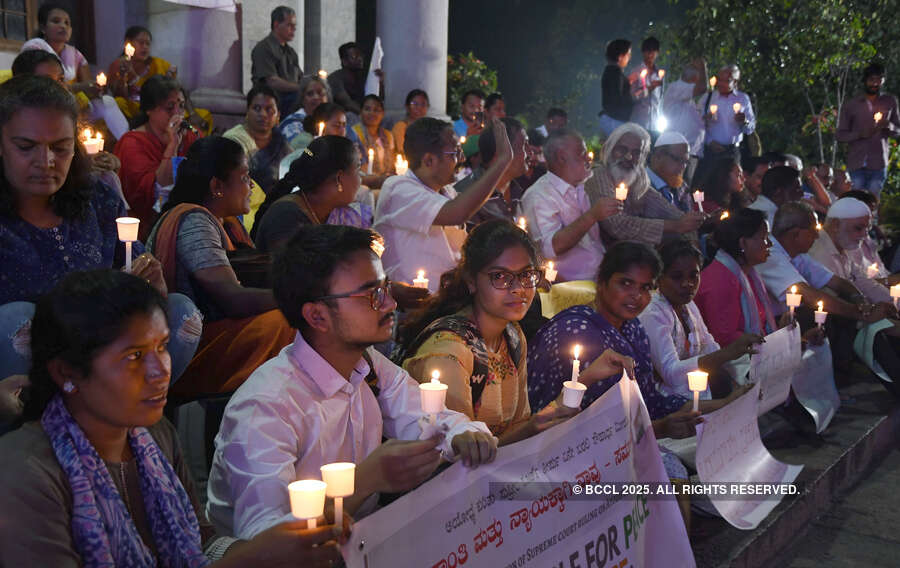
[697,64,755,178]
[207,225,498,539]
[521,129,622,281]
[627,37,664,131]
[375,116,512,292]
[662,57,708,183]
[747,165,803,227]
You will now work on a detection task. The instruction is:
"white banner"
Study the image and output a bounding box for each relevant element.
[342,377,695,568]
[791,340,839,433]
[750,325,801,415]
[695,384,803,529]
[364,37,384,96]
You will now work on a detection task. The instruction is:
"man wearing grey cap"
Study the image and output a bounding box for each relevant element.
[648,131,693,212]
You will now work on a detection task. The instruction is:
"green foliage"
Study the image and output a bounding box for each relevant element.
[446,52,498,119]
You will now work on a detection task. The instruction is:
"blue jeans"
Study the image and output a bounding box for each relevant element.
[849,168,887,197]
[0,293,202,383]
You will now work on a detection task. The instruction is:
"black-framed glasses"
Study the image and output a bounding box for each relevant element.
[314,279,393,310]
[483,269,544,290]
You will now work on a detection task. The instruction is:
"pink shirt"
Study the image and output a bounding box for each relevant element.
[695,259,769,346]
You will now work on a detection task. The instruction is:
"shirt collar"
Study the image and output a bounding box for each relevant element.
[815,230,842,260]
[648,168,667,190]
[287,331,371,397]
[545,171,579,197]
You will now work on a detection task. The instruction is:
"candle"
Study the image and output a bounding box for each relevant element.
[615,182,628,201]
[687,370,708,412]
[517,216,527,231]
[81,128,104,155]
[318,69,328,79]
[658,69,666,79]
[874,111,883,123]
[96,72,107,87]
[459,136,467,145]
[545,261,558,283]
[891,284,900,308]
[640,68,648,88]
[815,222,823,231]
[693,190,704,210]
[412,269,429,289]
[317,121,325,137]
[709,104,718,117]
[588,150,594,162]
[785,284,802,318]
[720,211,730,221]
[395,154,408,175]
[367,148,374,175]
[570,344,582,383]
[732,102,742,114]
[420,370,448,424]
[866,263,879,279]
[710,76,717,88]
[814,300,827,327]
[288,479,327,529]
[116,217,140,273]
[124,42,135,60]
[320,462,355,528]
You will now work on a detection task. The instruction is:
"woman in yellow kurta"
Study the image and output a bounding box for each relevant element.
[108,26,212,134]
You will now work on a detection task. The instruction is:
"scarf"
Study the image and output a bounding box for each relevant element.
[714,249,776,335]
[41,395,207,567]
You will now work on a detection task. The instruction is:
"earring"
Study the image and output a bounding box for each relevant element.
[336,177,343,192]
[740,247,745,254]
[62,381,76,393]
[215,192,224,198]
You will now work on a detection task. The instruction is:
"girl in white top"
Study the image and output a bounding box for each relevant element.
[639,238,763,398]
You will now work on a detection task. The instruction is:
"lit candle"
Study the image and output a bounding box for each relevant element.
[720,210,730,221]
[116,217,140,273]
[709,104,718,117]
[317,121,325,137]
[814,300,827,327]
[320,462,355,529]
[687,370,709,412]
[124,42,135,60]
[710,76,717,88]
[420,370,448,424]
[545,261,557,283]
[866,263,879,279]
[367,148,374,175]
[891,284,900,308]
[459,136,467,145]
[785,285,802,319]
[412,269,429,289]
[395,154,408,175]
[82,128,103,155]
[615,182,628,201]
[96,72,107,87]
[517,216,527,231]
[570,344,582,383]
[658,69,666,79]
[318,69,328,79]
[874,111,883,123]
[288,479,327,529]
[588,150,594,162]
[640,68,648,88]
[562,345,586,408]
[815,222,823,231]
[732,102,742,114]
[693,190,704,210]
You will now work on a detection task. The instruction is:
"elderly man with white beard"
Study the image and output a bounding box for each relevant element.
[584,123,706,245]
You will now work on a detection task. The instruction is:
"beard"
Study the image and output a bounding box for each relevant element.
[836,230,863,252]
[865,84,881,95]
[609,162,639,187]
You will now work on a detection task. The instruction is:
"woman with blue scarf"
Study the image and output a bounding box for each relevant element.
[0,270,342,566]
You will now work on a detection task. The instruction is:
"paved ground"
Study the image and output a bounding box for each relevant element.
[782,441,900,567]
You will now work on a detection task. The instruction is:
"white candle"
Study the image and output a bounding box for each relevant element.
[317,122,325,137]
[288,479,327,529]
[412,269,429,289]
[459,136,467,145]
[124,42,135,60]
[96,72,107,87]
[732,102,742,114]
[814,300,827,327]
[420,370,448,423]
[786,285,802,318]
[709,104,718,117]
[640,68,648,88]
[318,69,328,79]
[866,263,879,279]
[710,76,717,88]
[82,128,103,155]
[545,261,557,283]
[615,182,628,201]
[687,370,708,412]
[571,344,582,383]
[367,148,374,175]
[874,111,883,123]
[320,462,355,528]
[517,216,527,231]
[116,217,140,273]
[891,284,900,308]
[693,190,704,211]
[395,154,408,175]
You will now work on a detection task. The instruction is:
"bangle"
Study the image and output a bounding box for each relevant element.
[205,536,239,560]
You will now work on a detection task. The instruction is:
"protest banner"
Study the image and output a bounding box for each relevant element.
[342,376,695,568]
[790,339,839,433]
[695,384,803,529]
[750,325,801,415]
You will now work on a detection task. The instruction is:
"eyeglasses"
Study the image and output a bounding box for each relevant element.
[443,146,464,161]
[663,151,690,165]
[611,145,642,160]
[314,279,393,310]
[483,269,544,290]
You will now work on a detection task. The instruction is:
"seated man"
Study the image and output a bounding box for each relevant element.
[454,117,528,228]
[647,131,693,212]
[327,42,367,115]
[207,225,498,538]
[747,165,803,227]
[583,123,704,245]
[521,129,622,281]
[453,89,486,137]
[374,117,512,292]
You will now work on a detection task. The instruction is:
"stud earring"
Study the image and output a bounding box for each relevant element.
[62,381,76,393]
[337,180,343,192]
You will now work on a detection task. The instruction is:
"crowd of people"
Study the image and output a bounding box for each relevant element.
[0,4,899,565]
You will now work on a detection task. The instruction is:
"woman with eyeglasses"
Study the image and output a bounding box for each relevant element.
[392,89,429,158]
[396,220,629,444]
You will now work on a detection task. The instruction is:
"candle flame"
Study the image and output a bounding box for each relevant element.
[874,111,883,122]
[517,216,527,230]
[710,76,717,88]
[816,222,822,231]
[588,150,594,161]
[720,211,730,220]
[417,269,425,279]
[82,128,92,140]
[318,69,327,79]
[124,42,135,58]
[431,370,441,383]
[709,104,718,114]
[548,261,554,270]
[640,69,648,78]
[317,122,325,136]
[817,300,824,311]
[732,102,742,113]
[658,69,665,78]
[368,148,374,160]
[96,72,107,87]
[790,285,798,294]
[573,344,582,360]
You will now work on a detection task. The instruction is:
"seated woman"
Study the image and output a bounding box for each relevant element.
[698,157,744,212]
[0,269,342,566]
[115,76,200,239]
[391,89,429,157]
[108,26,211,133]
[639,238,763,399]
[351,94,396,189]
[147,136,294,400]
[398,220,633,443]
[278,102,348,179]
[0,74,199,388]
[694,208,777,346]
[21,4,129,140]
[224,84,292,197]
[279,76,331,149]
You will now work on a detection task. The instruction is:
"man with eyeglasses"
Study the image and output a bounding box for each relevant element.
[375,116,512,292]
[208,224,498,539]
[584,123,705,246]
[648,131,693,212]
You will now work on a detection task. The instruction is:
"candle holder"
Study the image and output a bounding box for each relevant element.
[420,370,448,424]
[693,190,704,211]
[288,479,327,529]
[562,380,587,408]
[785,285,802,319]
[615,183,628,201]
[687,370,708,412]
[320,462,355,527]
[412,269,429,289]
[814,301,827,328]
[545,261,557,283]
[116,217,140,273]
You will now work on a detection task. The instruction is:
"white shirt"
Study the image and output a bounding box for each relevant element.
[702,89,756,147]
[638,294,716,399]
[206,332,491,539]
[808,231,892,304]
[757,237,834,313]
[662,80,705,155]
[374,171,467,292]
[747,194,778,227]
[521,171,605,281]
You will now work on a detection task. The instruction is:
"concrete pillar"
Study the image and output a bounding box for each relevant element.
[304,0,355,76]
[240,0,304,94]
[376,0,448,118]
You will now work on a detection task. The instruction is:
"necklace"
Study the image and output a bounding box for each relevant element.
[118,462,134,518]
[299,191,322,224]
